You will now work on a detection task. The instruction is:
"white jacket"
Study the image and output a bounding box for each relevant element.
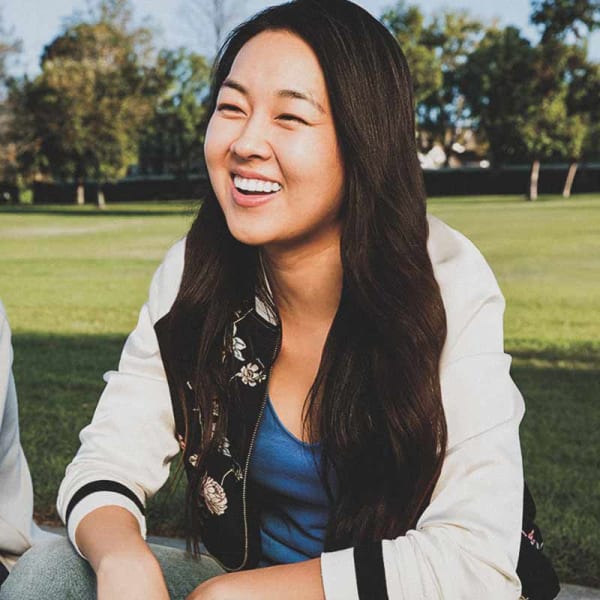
[0,302,58,572]
[57,215,525,599]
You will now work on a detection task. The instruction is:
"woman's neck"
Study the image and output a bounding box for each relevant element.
[262,234,343,327]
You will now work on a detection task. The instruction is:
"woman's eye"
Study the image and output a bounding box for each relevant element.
[217,103,243,114]
[278,113,308,125]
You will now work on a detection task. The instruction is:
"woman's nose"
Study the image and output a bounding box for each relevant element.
[229,119,272,161]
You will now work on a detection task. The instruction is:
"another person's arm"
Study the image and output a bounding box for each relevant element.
[0,302,49,575]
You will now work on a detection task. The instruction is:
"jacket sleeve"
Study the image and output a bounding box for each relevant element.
[0,302,37,564]
[320,217,524,600]
[56,239,186,556]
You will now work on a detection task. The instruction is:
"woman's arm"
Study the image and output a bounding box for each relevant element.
[188,558,325,600]
[318,220,526,600]
[76,506,169,600]
[56,241,185,574]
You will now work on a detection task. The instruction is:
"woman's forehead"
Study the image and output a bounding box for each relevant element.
[224,30,329,107]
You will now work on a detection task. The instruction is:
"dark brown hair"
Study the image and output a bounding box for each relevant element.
[168,0,447,550]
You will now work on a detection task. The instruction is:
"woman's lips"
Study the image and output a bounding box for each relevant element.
[230,178,280,207]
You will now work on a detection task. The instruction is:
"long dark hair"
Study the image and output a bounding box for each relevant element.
[167,0,447,550]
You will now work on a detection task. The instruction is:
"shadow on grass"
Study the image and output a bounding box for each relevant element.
[12,331,187,535]
[11,333,600,585]
[0,204,199,218]
[512,359,600,588]
[508,339,600,367]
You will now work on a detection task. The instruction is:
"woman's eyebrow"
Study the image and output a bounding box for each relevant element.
[222,78,247,95]
[221,78,325,114]
[276,89,325,114]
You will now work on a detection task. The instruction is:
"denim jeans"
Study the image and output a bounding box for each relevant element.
[0,537,225,600]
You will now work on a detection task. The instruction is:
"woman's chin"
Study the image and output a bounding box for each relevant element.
[226,223,278,248]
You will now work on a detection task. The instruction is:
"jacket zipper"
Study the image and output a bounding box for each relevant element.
[235,327,281,571]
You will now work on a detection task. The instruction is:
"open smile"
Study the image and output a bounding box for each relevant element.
[230,175,282,207]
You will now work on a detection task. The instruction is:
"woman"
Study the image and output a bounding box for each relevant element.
[1,1,525,598]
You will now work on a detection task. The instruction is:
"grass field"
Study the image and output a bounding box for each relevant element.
[1,195,598,586]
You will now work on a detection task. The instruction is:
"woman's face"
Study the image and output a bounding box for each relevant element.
[204,30,345,251]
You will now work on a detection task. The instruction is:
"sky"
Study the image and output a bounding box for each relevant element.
[3,0,600,76]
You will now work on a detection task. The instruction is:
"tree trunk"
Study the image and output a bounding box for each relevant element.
[97,186,106,209]
[562,162,578,198]
[76,183,85,205]
[528,159,540,201]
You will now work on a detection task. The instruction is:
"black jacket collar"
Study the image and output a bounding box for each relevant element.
[155,304,280,570]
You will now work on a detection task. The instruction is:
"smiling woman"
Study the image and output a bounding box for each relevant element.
[0,1,542,600]
[204,30,344,250]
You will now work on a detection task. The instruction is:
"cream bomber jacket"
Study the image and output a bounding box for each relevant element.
[57,215,525,599]
[0,302,58,572]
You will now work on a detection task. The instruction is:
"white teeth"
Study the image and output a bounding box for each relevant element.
[233,175,281,193]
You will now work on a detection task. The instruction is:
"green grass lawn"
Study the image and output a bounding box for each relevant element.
[1,196,598,586]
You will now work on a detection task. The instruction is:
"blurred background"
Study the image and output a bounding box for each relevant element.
[0,0,598,590]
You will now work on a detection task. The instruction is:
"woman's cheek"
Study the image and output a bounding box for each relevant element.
[203,115,221,166]
[279,131,329,176]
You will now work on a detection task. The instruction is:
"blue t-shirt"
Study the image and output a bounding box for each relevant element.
[248,397,331,566]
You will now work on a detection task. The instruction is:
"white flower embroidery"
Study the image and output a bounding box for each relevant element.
[235,362,267,387]
[209,400,219,440]
[233,464,243,481]
[232,324,247,362]
[218,436,232,457]
[188,453,199,468]
[201,475,228,515]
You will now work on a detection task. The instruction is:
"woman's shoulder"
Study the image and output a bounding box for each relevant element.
[146,237,187,324]
[426,214,505,362]
[426,214,500,294]
[0,300,10,343]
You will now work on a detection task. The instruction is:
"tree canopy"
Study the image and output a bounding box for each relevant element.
[138,48,211,176]
[18,0,159,182]
[531,0,600,42]
[1,0,599,190]
[459,26,539,164]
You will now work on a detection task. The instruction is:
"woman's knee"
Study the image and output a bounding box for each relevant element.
[0,537,95,600]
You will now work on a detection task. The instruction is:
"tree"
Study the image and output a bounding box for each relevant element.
[459,26,540,166]
[20,0,159,203]
[531,0,600,43]
[531,0,600,197]
[381,3,487,163]
[0,7,22,186]
[0,8,20,88]
[458,24,590,200]
[568,59,600,167]
[525,40,590,199]
[381,2,442,105]
[180,0,248,59]
[138,48,211,176]
[521,92,585,199]
[415,10,486,162]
